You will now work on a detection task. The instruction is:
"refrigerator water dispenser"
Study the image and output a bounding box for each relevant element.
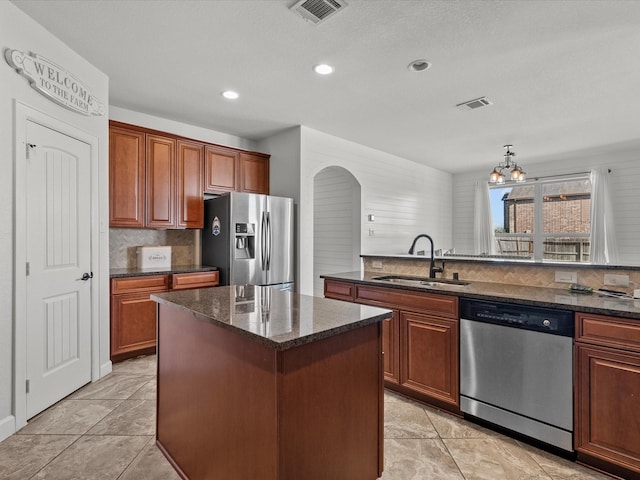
[234,223,255,259]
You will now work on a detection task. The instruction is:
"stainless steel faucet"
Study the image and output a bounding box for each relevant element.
[408,234,443,278]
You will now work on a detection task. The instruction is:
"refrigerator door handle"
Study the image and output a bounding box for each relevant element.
[266,212,272,270]
[261,211,267,271]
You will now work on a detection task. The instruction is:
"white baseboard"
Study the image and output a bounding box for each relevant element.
[100,360,112,378]
[0,415,16,442]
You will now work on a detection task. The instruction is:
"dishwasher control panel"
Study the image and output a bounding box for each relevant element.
[460,299,574,336]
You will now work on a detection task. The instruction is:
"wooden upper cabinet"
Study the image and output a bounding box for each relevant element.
[109,121,270,229]
[177,140,204,228]
[204,145,239,194]
[109,127,145,227]
[145,134,176,228]
[239,152,270,194]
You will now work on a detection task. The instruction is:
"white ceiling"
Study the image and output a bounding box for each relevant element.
[10,0,640,173]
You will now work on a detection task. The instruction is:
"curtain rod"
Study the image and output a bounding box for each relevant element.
[487,169,612,186]
[527,169,612,182]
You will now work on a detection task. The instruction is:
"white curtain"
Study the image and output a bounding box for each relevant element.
[590,168,618,264]
[474,180,496,255]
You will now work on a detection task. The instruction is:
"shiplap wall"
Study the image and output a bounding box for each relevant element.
[313,167,361,296]
[452,140,640,264]
[299,126,453,295]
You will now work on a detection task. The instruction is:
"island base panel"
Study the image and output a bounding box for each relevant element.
[156,304,278,480]
[156,303,383,480]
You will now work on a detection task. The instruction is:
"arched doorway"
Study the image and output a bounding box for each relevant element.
[313,166,361,296]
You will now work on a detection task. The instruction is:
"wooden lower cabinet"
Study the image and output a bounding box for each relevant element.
[111,275,169,361]
[400,311,458,408]
[324,278,459,411]
[111,291,163,360]
[575,313,640,479]
[382,310,400,384]
[110,272,219,362]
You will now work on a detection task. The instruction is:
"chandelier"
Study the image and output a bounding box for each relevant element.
[489,145,526,184]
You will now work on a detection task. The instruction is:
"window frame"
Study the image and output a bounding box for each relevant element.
[490,173,591,262]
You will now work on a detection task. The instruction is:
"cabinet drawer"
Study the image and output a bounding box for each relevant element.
[171,271,219,290]
[111,275,170,295]
[576,312,640,353]
[324,280,355,302]
[356,285,458,318]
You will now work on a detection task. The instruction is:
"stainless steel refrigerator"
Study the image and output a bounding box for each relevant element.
[201,192,294,289]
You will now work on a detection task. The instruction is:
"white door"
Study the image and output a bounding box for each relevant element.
[25,120,92,419]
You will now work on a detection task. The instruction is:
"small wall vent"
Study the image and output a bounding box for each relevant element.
[456,96,493,111]
[289,0,348,24]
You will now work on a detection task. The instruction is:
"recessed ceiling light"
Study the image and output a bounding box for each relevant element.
[313,64,334,75]
[222,90,239,100]
[407,59,432,72]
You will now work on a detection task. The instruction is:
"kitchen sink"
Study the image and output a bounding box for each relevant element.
[371,275,469,287]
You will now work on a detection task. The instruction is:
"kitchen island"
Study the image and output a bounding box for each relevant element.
[151,285,391,480]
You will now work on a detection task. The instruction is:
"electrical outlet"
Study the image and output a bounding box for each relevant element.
[604,274,629,287]
[371,260,383,269]
[368,229,375,236]
[555,271,577,284]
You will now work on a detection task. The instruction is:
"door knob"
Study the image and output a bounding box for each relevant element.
[79,272,93,281]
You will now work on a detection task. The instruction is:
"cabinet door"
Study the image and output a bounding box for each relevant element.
[177,140,204,228]
[109,127,145,227]
[400,311,459,407]
[383,310,400,384]
[111,292,160,358]
[204,145,239,194]
[146,134,176,228]
[575,344,640,475]
[239,152,269,194]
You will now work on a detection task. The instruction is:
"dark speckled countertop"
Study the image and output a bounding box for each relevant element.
[110,264,217,278]
[321,271,640,320]
[151,285,391,351]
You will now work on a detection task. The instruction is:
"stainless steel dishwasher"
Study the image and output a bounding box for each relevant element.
[459,298,574,451]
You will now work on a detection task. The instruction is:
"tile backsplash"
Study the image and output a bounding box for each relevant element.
[362,256,640,295]
[109,228,198,268]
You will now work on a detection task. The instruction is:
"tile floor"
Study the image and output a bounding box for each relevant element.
[0,355,612,480]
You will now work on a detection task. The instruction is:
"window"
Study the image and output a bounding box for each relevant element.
[490,175,591,262]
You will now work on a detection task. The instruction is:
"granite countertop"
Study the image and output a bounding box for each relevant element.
[152,285,391,351]
[110,264,218,278]
[322,271,640,320]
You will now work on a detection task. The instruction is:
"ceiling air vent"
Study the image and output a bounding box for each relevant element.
[456,96,493,111]
[289,0,348,24]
